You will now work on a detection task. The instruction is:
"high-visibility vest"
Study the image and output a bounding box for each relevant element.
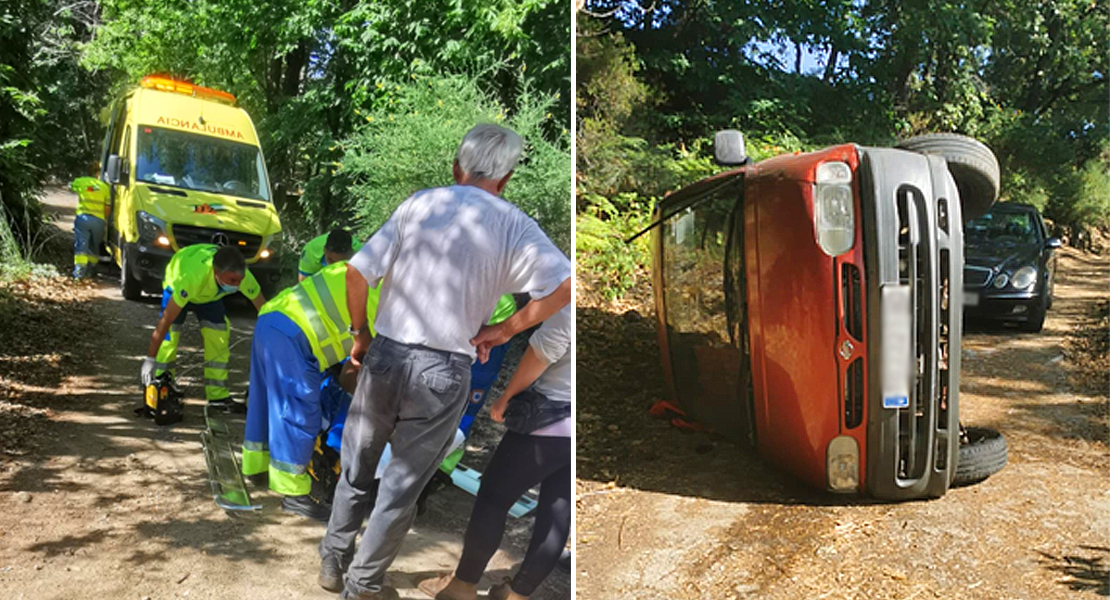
[71,177,109,219]
[260,262,379,370]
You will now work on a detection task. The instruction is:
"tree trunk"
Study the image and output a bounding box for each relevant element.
[282,40,308,98]
[795,41,803,74]
[823,46,839,81]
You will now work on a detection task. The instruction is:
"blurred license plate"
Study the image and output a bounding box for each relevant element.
[964,291,979,306]
[881,285,912,410]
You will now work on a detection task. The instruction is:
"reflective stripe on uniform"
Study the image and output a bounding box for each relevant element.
[204,378,227,388]
[290,286,343,366]
[206,361,229,371]
[199,319,228,331]
[271,457,306,476]
[312,279,355,357]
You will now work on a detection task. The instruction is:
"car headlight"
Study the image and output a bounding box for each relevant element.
[137,211,170,247]
[1010,266,1037,290]
[814,161,855,256]
[991,273,1009,289]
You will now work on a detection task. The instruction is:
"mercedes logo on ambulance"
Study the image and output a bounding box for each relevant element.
[212,233,231,247]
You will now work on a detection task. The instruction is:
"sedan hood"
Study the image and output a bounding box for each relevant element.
[965,241,1041,272]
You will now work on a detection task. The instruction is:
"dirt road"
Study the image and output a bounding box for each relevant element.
[576,244,1108,599]
[0,187,569,600]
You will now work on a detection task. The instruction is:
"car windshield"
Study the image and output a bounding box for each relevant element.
[135,126,270,201]
[965,210,1038,245]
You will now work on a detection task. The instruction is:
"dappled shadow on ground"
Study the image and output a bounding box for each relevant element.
[0,274,568,598]
[576,305,887,507]
[1037,545,1110,596]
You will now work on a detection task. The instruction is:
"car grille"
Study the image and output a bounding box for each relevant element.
[964,265,991,287]
[895,187,942,481]
[171,225,261,258]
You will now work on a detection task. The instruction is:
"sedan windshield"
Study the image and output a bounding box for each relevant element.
[965,211,1038,245]
[135,126,270,201]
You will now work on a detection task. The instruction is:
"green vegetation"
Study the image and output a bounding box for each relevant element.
[0,0,571,281]
[578,1,1108,299]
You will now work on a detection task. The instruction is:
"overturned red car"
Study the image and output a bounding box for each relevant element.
[649,132,1008,499]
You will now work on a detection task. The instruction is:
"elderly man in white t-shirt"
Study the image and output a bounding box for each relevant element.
[318,124,572,600]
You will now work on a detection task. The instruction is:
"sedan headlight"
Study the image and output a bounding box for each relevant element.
[992,273,1010,289]
[1011,266,1037,290]
[137,211,170,247]
[814,161,855,256]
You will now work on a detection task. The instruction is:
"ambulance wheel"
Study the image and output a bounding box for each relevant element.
[120,247,143,301]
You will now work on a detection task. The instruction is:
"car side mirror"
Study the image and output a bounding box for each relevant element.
[105,155,123,184]
[1045,237,1062,249]
[714,130,749,166]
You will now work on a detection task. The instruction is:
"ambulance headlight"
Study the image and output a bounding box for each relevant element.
[827,435,860,492]
[259,232,283,260]
[137,211,170,247]
[814,161,855,256]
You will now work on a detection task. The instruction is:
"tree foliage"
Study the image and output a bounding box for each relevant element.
[83,0,571,246]
[578,0,1108,298]
[578,0,1108,224]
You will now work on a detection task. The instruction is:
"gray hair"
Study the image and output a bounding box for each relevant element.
[455,124,523,181]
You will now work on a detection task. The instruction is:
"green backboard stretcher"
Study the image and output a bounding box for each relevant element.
[201,405,261,512]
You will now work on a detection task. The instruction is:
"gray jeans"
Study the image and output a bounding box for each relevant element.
[320,335,471,594]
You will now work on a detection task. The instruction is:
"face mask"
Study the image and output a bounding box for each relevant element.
[216,276,239,294]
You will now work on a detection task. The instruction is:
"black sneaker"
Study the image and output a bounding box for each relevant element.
[246,472,268,487]
[282,494,331,522]
[318,554,345,593]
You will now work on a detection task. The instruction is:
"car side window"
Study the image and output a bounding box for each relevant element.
[660,184,744,427]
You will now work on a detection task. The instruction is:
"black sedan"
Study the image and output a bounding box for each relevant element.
[962,203,1061,332]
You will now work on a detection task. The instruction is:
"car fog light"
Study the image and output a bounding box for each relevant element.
[827,435,859,492]
[992,273,1009,289]
[260,248,272,259]
[1013,305,1028,314]
[156,235,170,247]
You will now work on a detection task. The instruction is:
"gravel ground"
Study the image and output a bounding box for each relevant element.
[576,244,1109,600]
[0,187,569,600]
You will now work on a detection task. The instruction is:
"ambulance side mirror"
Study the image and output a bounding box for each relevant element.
[105,155,123,185]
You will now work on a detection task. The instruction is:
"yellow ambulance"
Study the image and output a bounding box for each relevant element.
[99,75,284,300]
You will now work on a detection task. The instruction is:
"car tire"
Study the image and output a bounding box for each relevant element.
[896,133,1000,221]
[120,246,143,301]
[953,426,1007,486]
[1021,291,1047,332]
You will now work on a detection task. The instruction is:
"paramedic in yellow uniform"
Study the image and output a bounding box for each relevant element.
[140,244,266,406]
[71,176,109,278]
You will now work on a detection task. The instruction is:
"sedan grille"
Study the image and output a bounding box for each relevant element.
[964,265,991,288]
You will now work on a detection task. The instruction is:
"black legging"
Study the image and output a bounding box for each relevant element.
[455,430,571,596]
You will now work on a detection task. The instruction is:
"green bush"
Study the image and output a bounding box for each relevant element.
[340,74,571,254]
[575,192,654,300]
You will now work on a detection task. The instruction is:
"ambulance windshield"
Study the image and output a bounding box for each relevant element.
[135,126,270,201]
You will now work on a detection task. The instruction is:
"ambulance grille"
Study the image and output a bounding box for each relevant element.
[172,225,261,257]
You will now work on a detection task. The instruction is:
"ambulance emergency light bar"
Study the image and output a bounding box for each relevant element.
[140,75,237,106]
